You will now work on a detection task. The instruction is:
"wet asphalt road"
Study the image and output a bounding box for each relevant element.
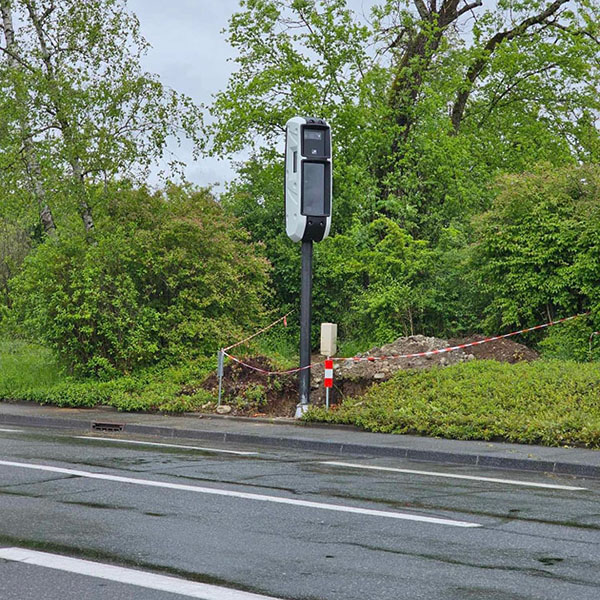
[0,427,599,600]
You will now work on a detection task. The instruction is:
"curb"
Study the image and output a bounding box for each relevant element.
[1,411,599,480]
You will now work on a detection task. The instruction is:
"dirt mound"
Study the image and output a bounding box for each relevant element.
[310,334,469,406]
[202,356,298,417]
[202,334,538,417]
[448,335,539,363]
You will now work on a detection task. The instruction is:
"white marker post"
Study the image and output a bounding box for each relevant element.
[320,323,337,410]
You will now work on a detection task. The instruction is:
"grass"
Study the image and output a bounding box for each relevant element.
[0,339,64,394]
[304,359,600,449]
[7,336,600,450]
[0,338,215,412]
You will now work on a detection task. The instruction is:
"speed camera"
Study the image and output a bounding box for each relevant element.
[285,117,332,243]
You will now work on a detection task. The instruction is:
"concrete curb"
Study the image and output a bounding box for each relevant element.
[2,410,600,479]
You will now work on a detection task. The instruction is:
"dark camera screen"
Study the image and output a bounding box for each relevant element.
[302,162,327,215]
[303,127,326,157]
[304,131,323,140]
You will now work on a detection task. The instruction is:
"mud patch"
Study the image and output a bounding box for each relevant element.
[202,356,298,418]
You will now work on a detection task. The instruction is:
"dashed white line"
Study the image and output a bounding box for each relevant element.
[73,435,258,456]
[0,428,23,433]
[0,460,481,528]
[0,547,281,599]
[320,461,587,491]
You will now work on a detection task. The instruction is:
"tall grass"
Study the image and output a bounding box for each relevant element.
[0,338,65,398]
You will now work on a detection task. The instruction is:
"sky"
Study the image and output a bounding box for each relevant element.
[127,0,376,191]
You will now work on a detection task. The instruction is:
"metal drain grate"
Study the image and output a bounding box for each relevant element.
[91,422,124,433]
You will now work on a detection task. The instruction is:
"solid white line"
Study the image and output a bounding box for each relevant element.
[320,461,587,491]
[73,435,258,456]
[0,428,23,433]
[0,547,280,600]
[0,460,480,528]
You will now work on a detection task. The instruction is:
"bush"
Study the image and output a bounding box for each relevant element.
[472,164,600,338]
[11,185,270,376]
[305,359,600,448]
[538,317,600,361]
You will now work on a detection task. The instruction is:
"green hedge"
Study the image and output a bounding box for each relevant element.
[305,360,600,448]
[0,339,214,412]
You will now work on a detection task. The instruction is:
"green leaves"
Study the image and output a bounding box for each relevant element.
[0,0,203,234]
[11,185,271,376]
[472,164,600,340]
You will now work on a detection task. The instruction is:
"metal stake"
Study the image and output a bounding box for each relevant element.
[217,349,225,406]
[296,240,313,418]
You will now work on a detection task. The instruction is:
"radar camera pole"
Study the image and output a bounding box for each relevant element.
[284,116,332,418]
[298,240,313,414]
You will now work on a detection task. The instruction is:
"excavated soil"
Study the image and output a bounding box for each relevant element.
[202,335,539,418]
[202,356,298,417]
[448,335,539,364]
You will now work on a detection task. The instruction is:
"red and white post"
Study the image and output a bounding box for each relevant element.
[324,359,333,409]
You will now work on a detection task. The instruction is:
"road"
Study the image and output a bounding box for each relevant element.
[0,426,599,599]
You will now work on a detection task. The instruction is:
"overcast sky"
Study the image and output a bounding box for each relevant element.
[126,0,376,191]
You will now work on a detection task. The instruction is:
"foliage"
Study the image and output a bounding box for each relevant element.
[0,337,215,412]
[318,217,436,343]
[472,164,600,336]
[0,0,202,235]
[211,1,600,349]
[538,318,600,362]
[305,359,600,448]
[10,185,270,376]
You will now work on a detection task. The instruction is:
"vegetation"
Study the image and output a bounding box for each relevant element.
[1,1,600,430]
[0,338,214,412]
[10,185,270,377]
[210,0,600,347]
[305,360,600,448]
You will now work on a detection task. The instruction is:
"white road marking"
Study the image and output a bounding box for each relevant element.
[0,547,281,600]
[73,435,258,456]
[0,460,480,528]
[0,428,23,433]
[320,461,587,491]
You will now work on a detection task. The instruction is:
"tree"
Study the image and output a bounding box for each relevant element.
[209,0,600,342]
[0,0,56,235]
[210,0,600,239]
[472,164,600,332]
[0,0,202,237]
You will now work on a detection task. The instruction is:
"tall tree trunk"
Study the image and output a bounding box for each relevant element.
[24,0,95,238]
[0,0,57,237]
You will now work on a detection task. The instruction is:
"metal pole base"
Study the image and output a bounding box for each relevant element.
[295,403,309,419]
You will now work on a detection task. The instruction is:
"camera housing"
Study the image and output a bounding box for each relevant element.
[285,117,332,243]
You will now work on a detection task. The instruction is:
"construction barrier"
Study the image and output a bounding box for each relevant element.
[222,312,591,379]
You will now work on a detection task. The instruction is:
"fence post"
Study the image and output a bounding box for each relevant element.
[217,349,225,406]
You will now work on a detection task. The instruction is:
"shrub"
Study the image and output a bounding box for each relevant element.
[305,359,600,448]
[11,185,270,376]
[472,164,600,340]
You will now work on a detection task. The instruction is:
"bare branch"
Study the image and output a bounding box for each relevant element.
[456,1,483,20]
